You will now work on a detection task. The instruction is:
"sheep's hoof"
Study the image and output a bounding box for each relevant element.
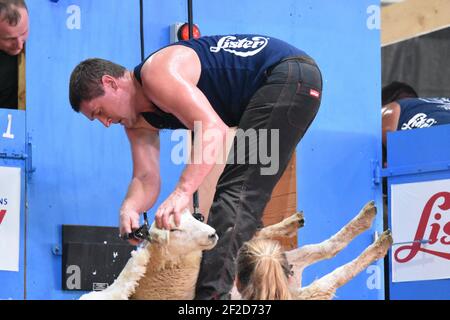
[354,200,377,230]
[372,229,393,259]
[273,211,305,237]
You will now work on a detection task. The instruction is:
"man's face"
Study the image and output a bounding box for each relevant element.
[79,76,137,129]
[0,7,29,56]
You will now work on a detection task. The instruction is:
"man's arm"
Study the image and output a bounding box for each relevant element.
[141,45,228,229]
[120,126,161,243]
[381,101,401,147]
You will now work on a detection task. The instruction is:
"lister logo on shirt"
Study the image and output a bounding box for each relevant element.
[210,36,269,57]
[401,113,437,130]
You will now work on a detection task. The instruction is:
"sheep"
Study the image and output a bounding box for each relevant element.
[293,229,392,300]
[80,200,392,300]
[79,208,218,300]
[232,200,393,300]
[287,201,392,300]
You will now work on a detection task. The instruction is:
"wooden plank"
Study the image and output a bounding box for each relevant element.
[261,194,297,226]
[261,156,298,251]
[271,153,296,196]
[382,0,450,46]
[17,50,26,110]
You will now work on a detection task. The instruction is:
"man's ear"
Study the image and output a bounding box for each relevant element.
[101,75,118,90]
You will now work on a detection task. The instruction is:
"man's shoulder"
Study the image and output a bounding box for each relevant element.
[396,97,450,109]
[0,50,18,69]
[0,51,18,100]
[417,97,450,104]
[396,97,422,109]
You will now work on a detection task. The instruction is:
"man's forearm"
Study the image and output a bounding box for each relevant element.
[176,125,227,196]
[176,162,216,196]
[121,175,160,213]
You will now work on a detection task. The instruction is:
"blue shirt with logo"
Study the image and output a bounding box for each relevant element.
[397,98,450,131]
[134,34,308,128]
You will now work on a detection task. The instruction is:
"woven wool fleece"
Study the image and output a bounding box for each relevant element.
[131,243,202,300]
[79,209,217,300]
[79,245,151,300]
[79,241,203,300]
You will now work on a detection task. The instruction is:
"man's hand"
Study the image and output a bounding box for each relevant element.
[155,189,190,229]
[120,209,142,246]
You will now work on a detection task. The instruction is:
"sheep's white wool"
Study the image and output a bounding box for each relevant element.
[80,201,392,300]
[80,244,150,300]
[80,209,218,300]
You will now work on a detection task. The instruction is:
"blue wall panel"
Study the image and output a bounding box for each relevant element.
[0,110,26,299]
[26,0,141,299]
[386,125,450,300]
[143,0,383,299]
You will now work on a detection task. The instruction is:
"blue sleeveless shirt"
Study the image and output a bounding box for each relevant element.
[397,98,450,130]
[134,34,308,129]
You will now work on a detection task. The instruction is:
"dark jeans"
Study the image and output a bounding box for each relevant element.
[194,56,323,300]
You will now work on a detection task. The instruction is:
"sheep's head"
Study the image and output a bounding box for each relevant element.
[149,209,218,255]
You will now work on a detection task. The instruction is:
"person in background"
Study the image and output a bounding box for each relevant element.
[381,81,450,210]
[382,81,450,149]
[0,0,29,109]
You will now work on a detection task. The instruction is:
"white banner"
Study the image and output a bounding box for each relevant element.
[0,166,21,272]
[391,179,450,283]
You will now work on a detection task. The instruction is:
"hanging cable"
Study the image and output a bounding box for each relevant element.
[139,0,145,61]
[187,0,204,222]
[188,0,194,39]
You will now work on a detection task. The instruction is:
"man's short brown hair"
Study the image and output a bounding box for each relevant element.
[0,0,28,26]
[69,58,127,112]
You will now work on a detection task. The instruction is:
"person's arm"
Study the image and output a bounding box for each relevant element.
[141,45,228,229]
[381,101,401,147]
[120,126,161,244]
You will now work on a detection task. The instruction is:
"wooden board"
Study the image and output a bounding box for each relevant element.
[261,153,297,250]
[17,50,26,110]
[382,0,450,46]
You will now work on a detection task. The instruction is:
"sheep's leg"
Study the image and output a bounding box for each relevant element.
[254,212,305,240]
[286,201,377,269]
[284,201,377,288]
[295,230,393,300]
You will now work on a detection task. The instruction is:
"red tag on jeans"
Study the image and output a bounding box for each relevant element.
[310,89,320,98]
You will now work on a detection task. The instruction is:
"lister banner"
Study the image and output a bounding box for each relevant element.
[0,166,21,272]
[391,179,450,283]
